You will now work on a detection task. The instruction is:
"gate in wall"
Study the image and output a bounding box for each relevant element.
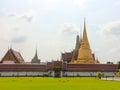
[53,61,62,77]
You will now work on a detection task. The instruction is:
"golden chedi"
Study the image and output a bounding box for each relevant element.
[71,20,99,64]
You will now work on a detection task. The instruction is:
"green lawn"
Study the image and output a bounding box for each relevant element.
[0,77,120,90]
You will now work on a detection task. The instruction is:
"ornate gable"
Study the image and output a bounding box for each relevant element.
[1,48,24,64]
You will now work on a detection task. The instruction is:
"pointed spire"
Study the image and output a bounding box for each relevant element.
[75,35,80,49]
[31,47,40,63]
[83,18,89,42]
[8,46,10,50]
[79,26,82,48]
[9,45,12,51]
[10,44,12,49]
[35,48,38,58]
[76,19,94,64]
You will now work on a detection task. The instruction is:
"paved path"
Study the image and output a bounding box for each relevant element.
[101,77,120,81]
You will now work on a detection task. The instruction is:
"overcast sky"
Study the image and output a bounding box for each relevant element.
[0,0,120,63]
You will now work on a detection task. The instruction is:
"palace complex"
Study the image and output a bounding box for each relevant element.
[0,20,118,77]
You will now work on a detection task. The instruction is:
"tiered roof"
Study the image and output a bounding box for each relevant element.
[0,48,24,64]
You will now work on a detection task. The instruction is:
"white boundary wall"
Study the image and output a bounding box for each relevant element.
[0,71,116,77]
[63,71,116,77]
[0,71,47,76]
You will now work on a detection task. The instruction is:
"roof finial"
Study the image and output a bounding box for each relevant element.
[8,43,12,49]
[82,17,89,42]
[8,46,10,50]
[84,17,86,31]
[10,43,12,50]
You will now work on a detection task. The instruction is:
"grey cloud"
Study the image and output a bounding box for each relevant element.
[8,13,34,22]
[102,21,120,37]
[12,27,20,31]
[60,23,80,35]
[8,13,16,17]
[11,36,27,43]
[20,15,33,22]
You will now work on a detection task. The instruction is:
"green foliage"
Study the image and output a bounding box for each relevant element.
[97,72,102,79]
[117,69,120,77]
[117,61,120,69]
[0,77,120,90]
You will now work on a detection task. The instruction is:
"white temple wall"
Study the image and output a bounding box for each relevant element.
[0,71,116,77]
[103,72,116,76]
[0,71,46,76]
[48,71,55,77]
[63,71,116,77]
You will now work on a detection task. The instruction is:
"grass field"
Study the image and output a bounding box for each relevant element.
[0,77,120,90]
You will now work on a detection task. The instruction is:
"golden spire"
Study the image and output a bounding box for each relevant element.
[80,19,90,49]
[77,19,94,64]
[83,18,88,42]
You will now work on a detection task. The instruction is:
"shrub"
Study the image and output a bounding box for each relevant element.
[117,69,120,77]
[97,72,102,79]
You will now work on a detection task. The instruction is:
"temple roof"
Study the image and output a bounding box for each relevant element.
[61,52,72,63]
[11,49,24,63]
[1,48,25,63]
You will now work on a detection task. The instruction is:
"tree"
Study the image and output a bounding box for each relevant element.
[97,72,102,79]
[117,61,120,69]
[117,69,120,77]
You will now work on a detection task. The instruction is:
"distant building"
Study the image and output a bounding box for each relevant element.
[31,49,40,63]
[107,61,114,64]
[0,48,24,64]
[61,52,72,63]
[0,19,117,77]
